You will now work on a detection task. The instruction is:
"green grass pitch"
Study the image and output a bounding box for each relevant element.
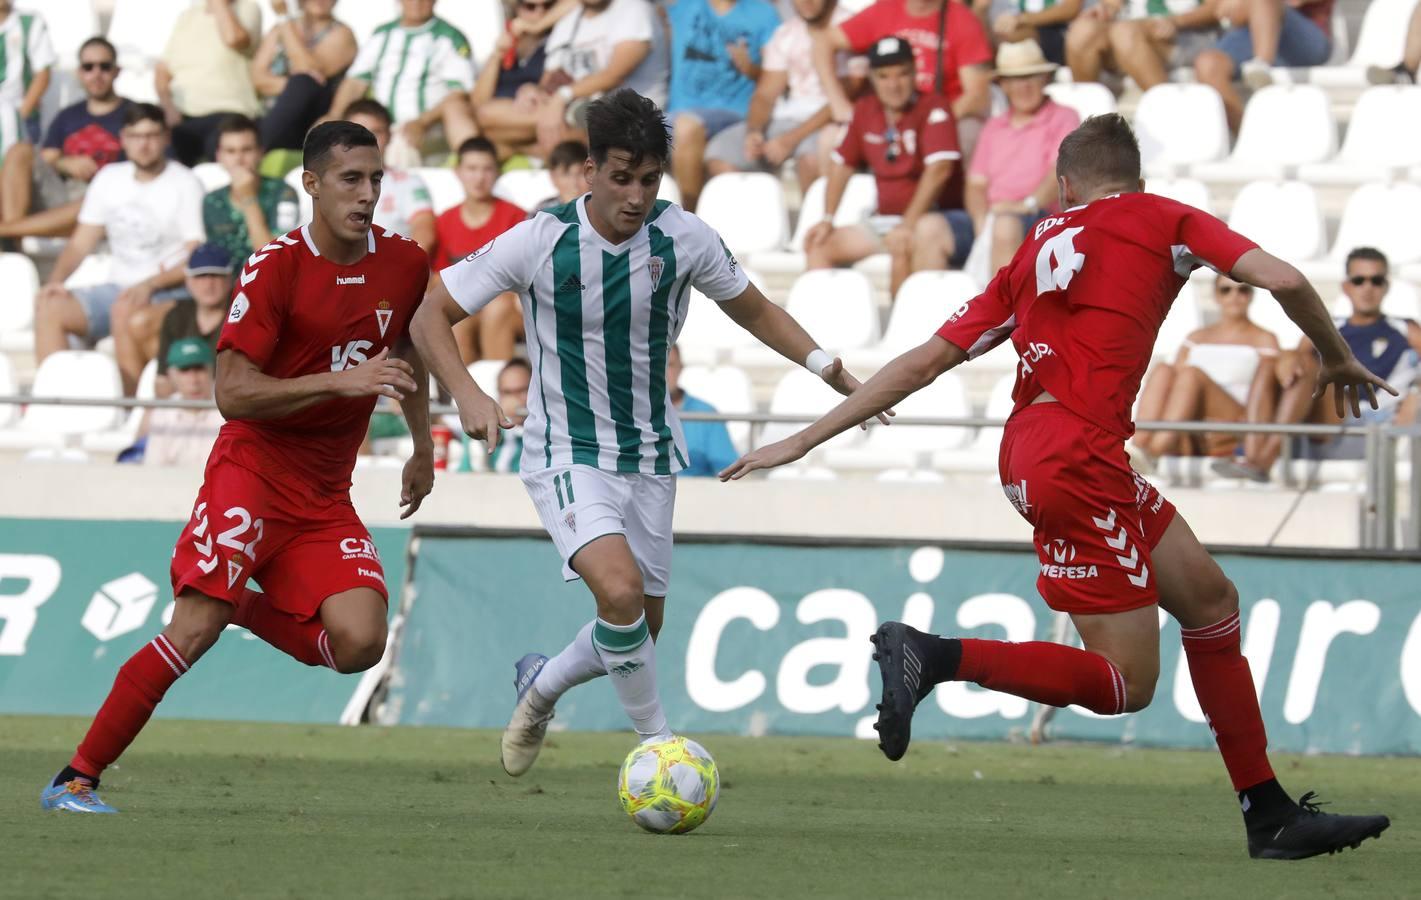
[3,716,1416,899]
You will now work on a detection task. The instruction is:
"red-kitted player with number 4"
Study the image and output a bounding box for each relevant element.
[721,114,1393,860]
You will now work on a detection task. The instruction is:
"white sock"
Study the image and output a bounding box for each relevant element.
[593,614,669,739]
[532,620,606,710]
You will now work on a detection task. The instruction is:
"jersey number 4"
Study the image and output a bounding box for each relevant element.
[1035,227,1086,296]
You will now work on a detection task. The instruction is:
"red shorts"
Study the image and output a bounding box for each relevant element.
[999,403,1177,615]
[170,455,387,622]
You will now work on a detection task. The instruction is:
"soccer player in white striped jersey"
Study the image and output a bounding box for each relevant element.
[411,88,886,775]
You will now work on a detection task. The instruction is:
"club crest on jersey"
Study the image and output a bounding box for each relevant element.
[564,510,576,533]
[375,300,392,338]
[226,552,247,590]
[648,256,665,293]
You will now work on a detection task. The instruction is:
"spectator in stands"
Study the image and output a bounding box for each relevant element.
[157,0,265,167]
[664,0,781,212]
[706,0,866,195]
[1369,0,1421,84]
[1193,0,1333,132]
[542,138,589,208]
[470,0,554,159]
[922,40,1077,275]
[1065,0,1218,94]
[343,99,435,252]
[667,344,738,477]
[251,0,358,152]
[457,357,532,473]
[432,137,526,363]
[534,0,672,155]
[0,37,127,242]
[33,104,204,396]
[1215,248,1421,481]
[151,244,234,398]
[141,337,225,467]
[329,0,478,163]
[804,37,963,298]
[811,0,993,152]
[0,1,54,222]
[984,0,1084,66]
[201,115,300,263]
[1132,274,1279,461]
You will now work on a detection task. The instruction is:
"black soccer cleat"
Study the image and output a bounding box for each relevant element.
[1247,792,1390,860]
[869,622,933,762]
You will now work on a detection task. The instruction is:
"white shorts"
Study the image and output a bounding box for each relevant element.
[521,464,677,597]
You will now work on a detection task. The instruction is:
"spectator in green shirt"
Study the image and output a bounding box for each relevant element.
[202,113,300,262]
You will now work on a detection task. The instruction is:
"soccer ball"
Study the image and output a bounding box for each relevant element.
[617,735,719,834]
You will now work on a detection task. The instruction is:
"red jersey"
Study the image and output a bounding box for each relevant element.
[839,0,992,101]
[834,91,962,212]
[215,225,430,493]
[937,193,1257,438]
[431,198,525,271]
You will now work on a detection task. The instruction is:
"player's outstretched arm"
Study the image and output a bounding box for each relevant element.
[215,347,418,420]
[392,334,435,519]
[719,336,967,481]
[409,275,512,453]
[1232,248,1398,418]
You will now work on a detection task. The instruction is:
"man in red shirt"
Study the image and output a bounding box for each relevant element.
[811,0,992,139]
[433,136,527,363]
[41,121,435,814]
[723,114,1393,859]
[805,37,967,297]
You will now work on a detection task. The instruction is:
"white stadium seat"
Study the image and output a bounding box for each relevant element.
[733,270,877,367]
[108,0,191,103]
[848,270,978,369]
[437,0,504,67]
[696,173,789,255]
[417,166,465,215]
[824,372,973,470]
[675,276,762,365]
[1192,86,1336,182]
[757,368,863,452]
[0,353,16,428]
[1310,0,1421,86]
[931,372,1016,473]
[1297,87,1421,184]
[1154,280,1206,361]
[493,168,555,213]
[285,167,313,225]
[678,364,754,452]
[1226,181,1326,265]
[64,253,112,289]
[750,174,877,274]
[1248,290,1307,349]
[1133,85,1229,176]
[0,351,122,450]
[83,359,159,454]
[1044,81,1117,122]
[657,175,682,207]
[0,252,40,353]
[1325,182,1421,268]
[1145,177,1213,215]
[21,0,99,67]
[192,162,232,194]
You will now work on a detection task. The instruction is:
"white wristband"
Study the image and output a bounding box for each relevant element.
[805,348,834,378]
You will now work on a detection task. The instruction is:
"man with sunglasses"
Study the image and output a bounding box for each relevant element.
[1215,247,1421,482]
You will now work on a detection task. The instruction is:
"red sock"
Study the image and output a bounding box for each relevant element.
[72,634,190,777]
[233,589,335,669]
[1181,611,1274,791]
[958,639,1126,715]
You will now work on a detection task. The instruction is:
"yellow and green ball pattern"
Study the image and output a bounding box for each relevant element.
[617,735,719,834]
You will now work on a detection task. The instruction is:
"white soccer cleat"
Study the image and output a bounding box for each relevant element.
[501,653,553,777]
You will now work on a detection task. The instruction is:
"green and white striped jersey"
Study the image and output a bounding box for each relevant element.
[350,16,475,124]
[442,197,748,476]
[1123,0,1201,19]
[0,11,54,157]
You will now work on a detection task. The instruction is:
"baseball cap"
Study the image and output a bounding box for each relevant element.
[186,243,234,277]
[167,337,215,370]
[867,36,914,69]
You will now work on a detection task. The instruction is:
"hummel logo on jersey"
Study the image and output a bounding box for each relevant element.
[558,274,585,293]
[337,274,366,285]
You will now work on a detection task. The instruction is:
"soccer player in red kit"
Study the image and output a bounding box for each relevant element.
[722,115,1393,859]
[40,121,434,814]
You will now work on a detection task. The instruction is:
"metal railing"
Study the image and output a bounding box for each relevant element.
[2,394,1417,550]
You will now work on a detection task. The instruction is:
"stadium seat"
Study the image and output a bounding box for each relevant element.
[1154,279,1206,361]
[1296,87,1421,184]
[823,371,973,470]
[1192,86,1336,182]
[675,274,763,365]
[931,371,1016,473]
[64,253,112,289]
[1310,0,1421,86]
[0,253,40,353]
[764,464,837,481]
[1323,182,1421,270]
[1247,289,1307,348]
[83,359,158,454]
[436,0,504,67]
[847,270,978,370]
[757,368,864,452]
[285,167,314,225]
[732,270,878,367]
[0,351,122,450]
[875,468,946,483]
[658,175,683,207]
[0,352,16,428]
[25,0,99,125]
[678,364,754,452]
[1144,178,1213,215]
[1226,181,1326,265]
[750,174,877,274]
[493,168,555,213]
[192,162,232,194]
[1044,81,1117,122]
[1133,85,1229,176]
[417,166,464,215]
[696,173,789,255]
[336,0,397,47]
[108,0,190,103]
[468,359,503,398]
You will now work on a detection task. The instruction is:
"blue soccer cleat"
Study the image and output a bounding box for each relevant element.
[41,775,118,814]
[501,653,552,777]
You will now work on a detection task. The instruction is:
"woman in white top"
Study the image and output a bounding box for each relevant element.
[1135,274,1279,460]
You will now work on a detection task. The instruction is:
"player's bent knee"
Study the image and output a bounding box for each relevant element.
[328,625,388,673]
[1122,675,1157,713]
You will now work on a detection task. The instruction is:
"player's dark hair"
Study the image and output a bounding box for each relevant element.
[456,136,499,162]
[123,103,167,131]
[548,139,588,171]
[303,121,380,173]
[79,36,117,62]
[500,357,532,379]
[586,89,670,169]
[1056,114,1141,195]
[216,113,261,145]
[1345,246,1389,274]
[342,97,393,128]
